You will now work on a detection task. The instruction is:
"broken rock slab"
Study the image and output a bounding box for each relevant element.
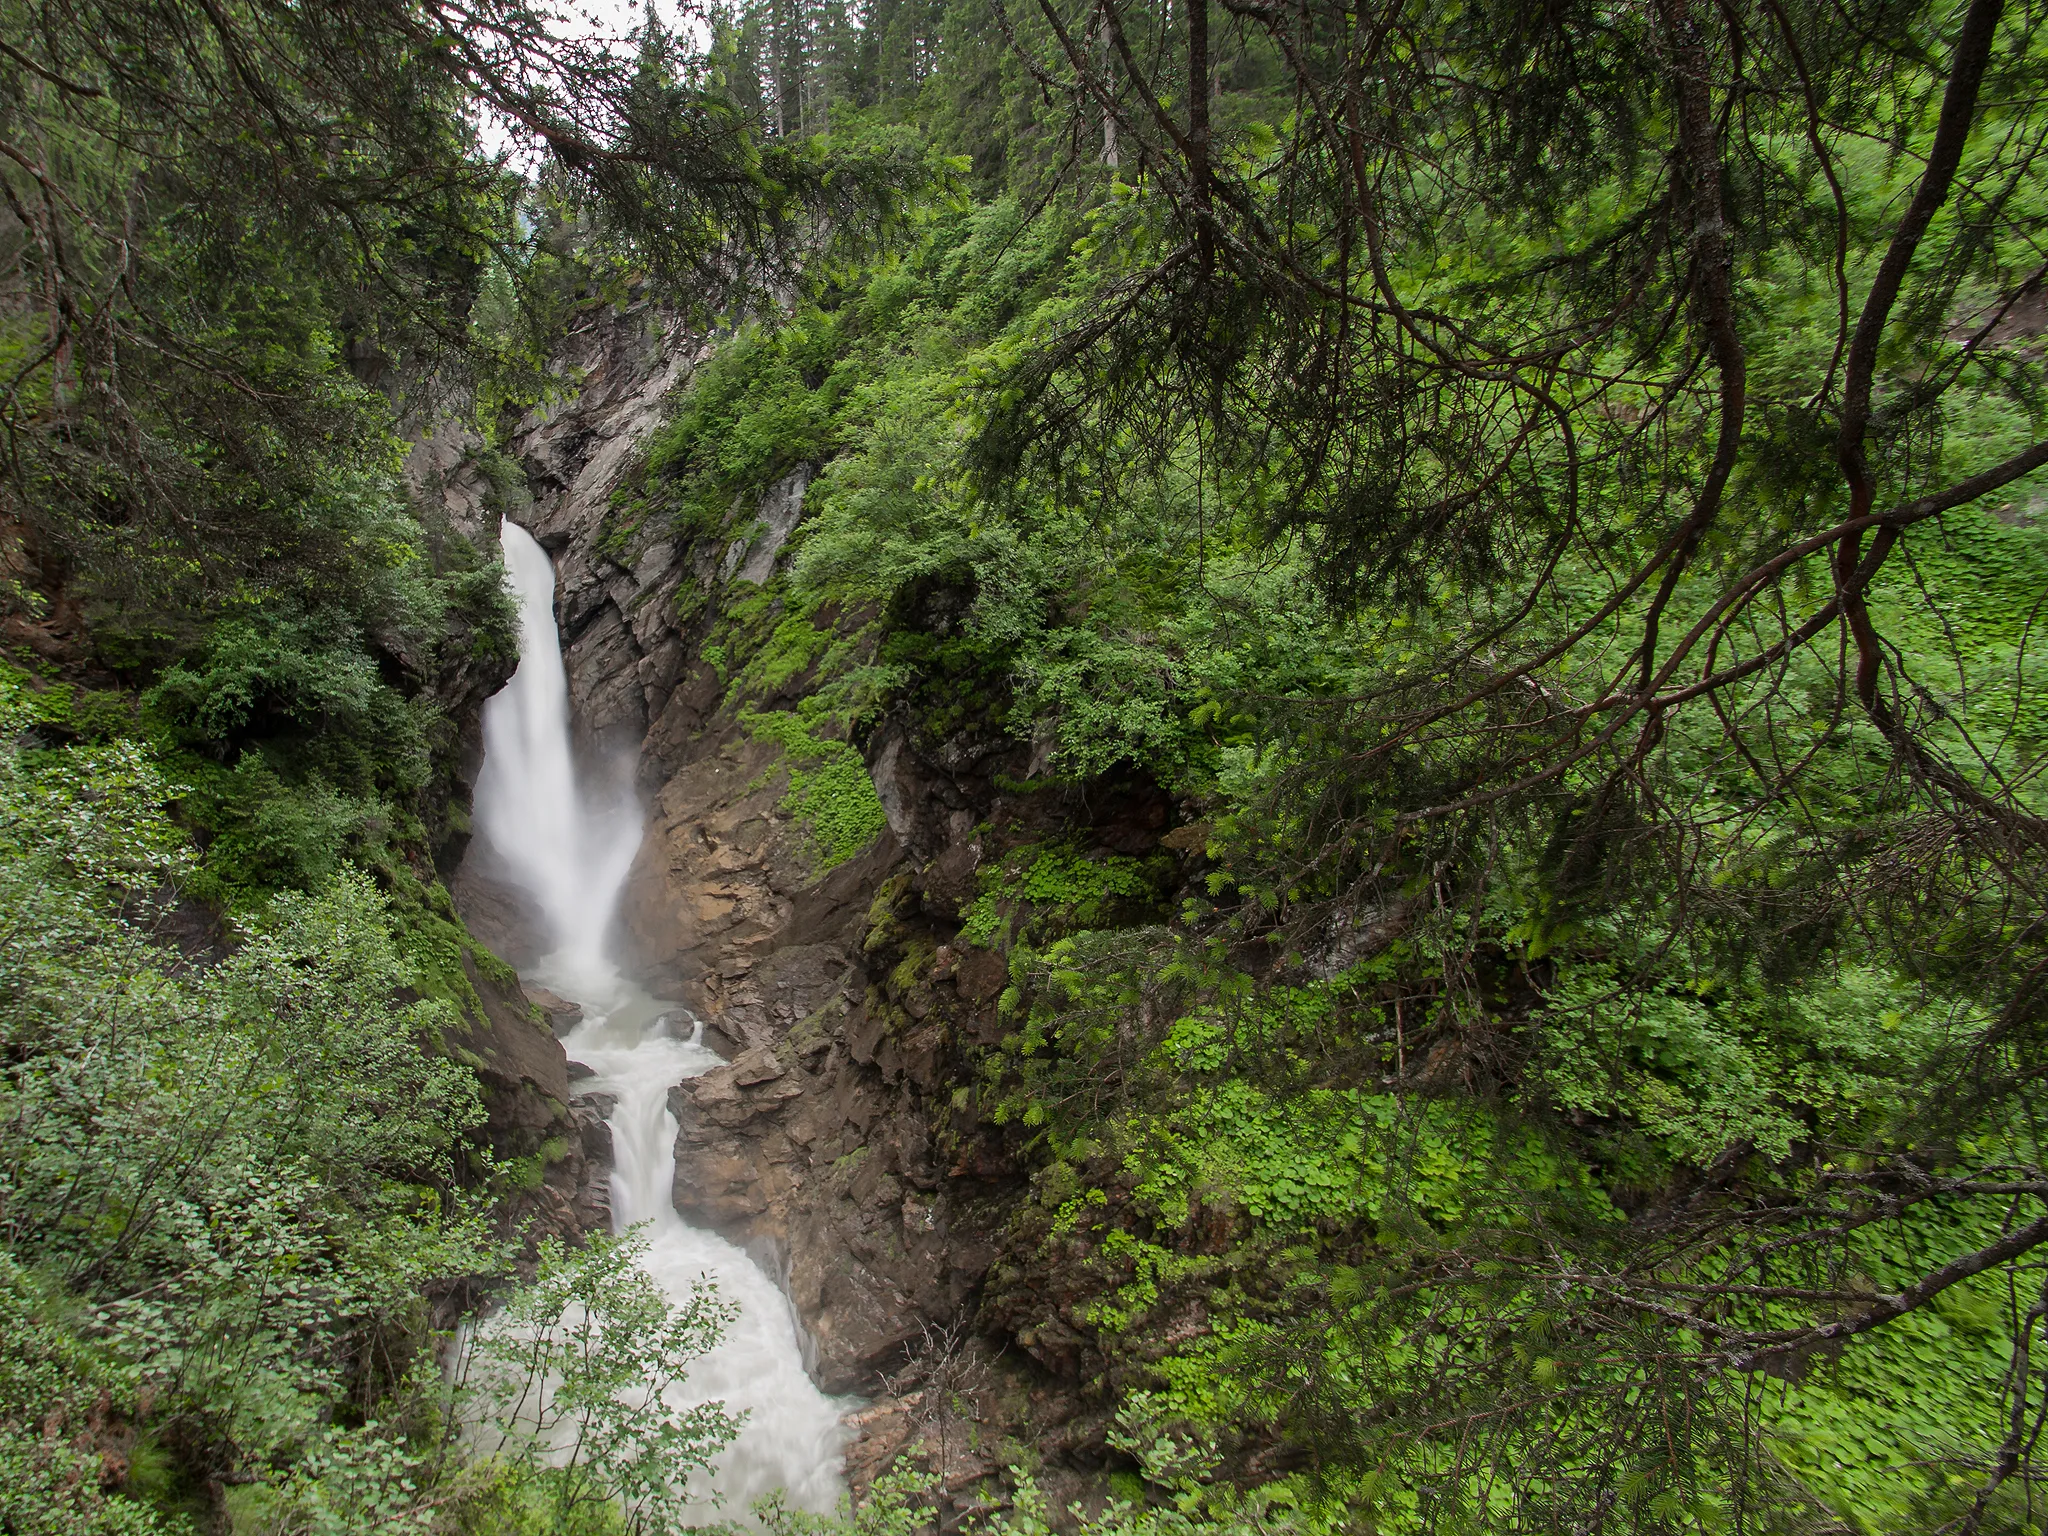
[523,984,585,1037]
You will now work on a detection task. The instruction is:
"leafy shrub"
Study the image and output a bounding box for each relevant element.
[0,1254,170,1536]
[145,618,430,791]
[0,676,489,1513]
[959,843,1166,947]
[456,1231,742,1534]
[745,711,889,871]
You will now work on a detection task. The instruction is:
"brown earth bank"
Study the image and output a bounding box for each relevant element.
[444,296,1201,1509]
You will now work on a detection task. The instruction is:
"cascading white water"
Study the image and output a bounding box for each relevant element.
[473,524,644,997]
[473,518,848,1516]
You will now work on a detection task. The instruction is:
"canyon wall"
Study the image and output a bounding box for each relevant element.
[443,297,1191,1502]
[441,294,1010,1391]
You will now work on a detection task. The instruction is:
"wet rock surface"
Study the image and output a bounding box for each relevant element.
[615,698,1017,1398]
[457,955,614,1247]
[526,985,586,1036]
[450,842,549,969]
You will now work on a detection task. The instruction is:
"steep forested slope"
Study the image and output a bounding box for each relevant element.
[6,0,2048,1532]
[575,182,2048,1533]
[0,0,916,1527]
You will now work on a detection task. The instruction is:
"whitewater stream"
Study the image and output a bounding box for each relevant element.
[471,517,849,1515]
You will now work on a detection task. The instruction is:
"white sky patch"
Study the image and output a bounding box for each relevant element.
[472,0,706,166]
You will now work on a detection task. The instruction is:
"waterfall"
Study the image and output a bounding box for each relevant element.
[472,518,849,1516]
[473,523,643,995]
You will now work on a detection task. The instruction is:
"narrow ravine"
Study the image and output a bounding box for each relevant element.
[472,517,849,1515]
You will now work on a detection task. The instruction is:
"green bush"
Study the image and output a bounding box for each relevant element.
[746,711,889,871]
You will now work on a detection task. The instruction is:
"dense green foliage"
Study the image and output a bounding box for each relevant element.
[0,675,481,1530]
[612,4,2048,1512]
[9,0,2048,1527]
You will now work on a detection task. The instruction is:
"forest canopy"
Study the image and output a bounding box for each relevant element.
[626,0,2048,1524]
[5,0,2048,1531]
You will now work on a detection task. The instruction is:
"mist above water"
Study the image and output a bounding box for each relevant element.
[472,517,848,1517]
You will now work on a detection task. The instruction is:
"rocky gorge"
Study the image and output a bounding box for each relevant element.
[415,293,1194,1507]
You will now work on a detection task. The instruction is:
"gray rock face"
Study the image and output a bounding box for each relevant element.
[865,711,996,869]
[505,302,708,757]
[447,293,1082,1479]
[731,466,811,584]
[450,840,549,968]
[402,416,501,546]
